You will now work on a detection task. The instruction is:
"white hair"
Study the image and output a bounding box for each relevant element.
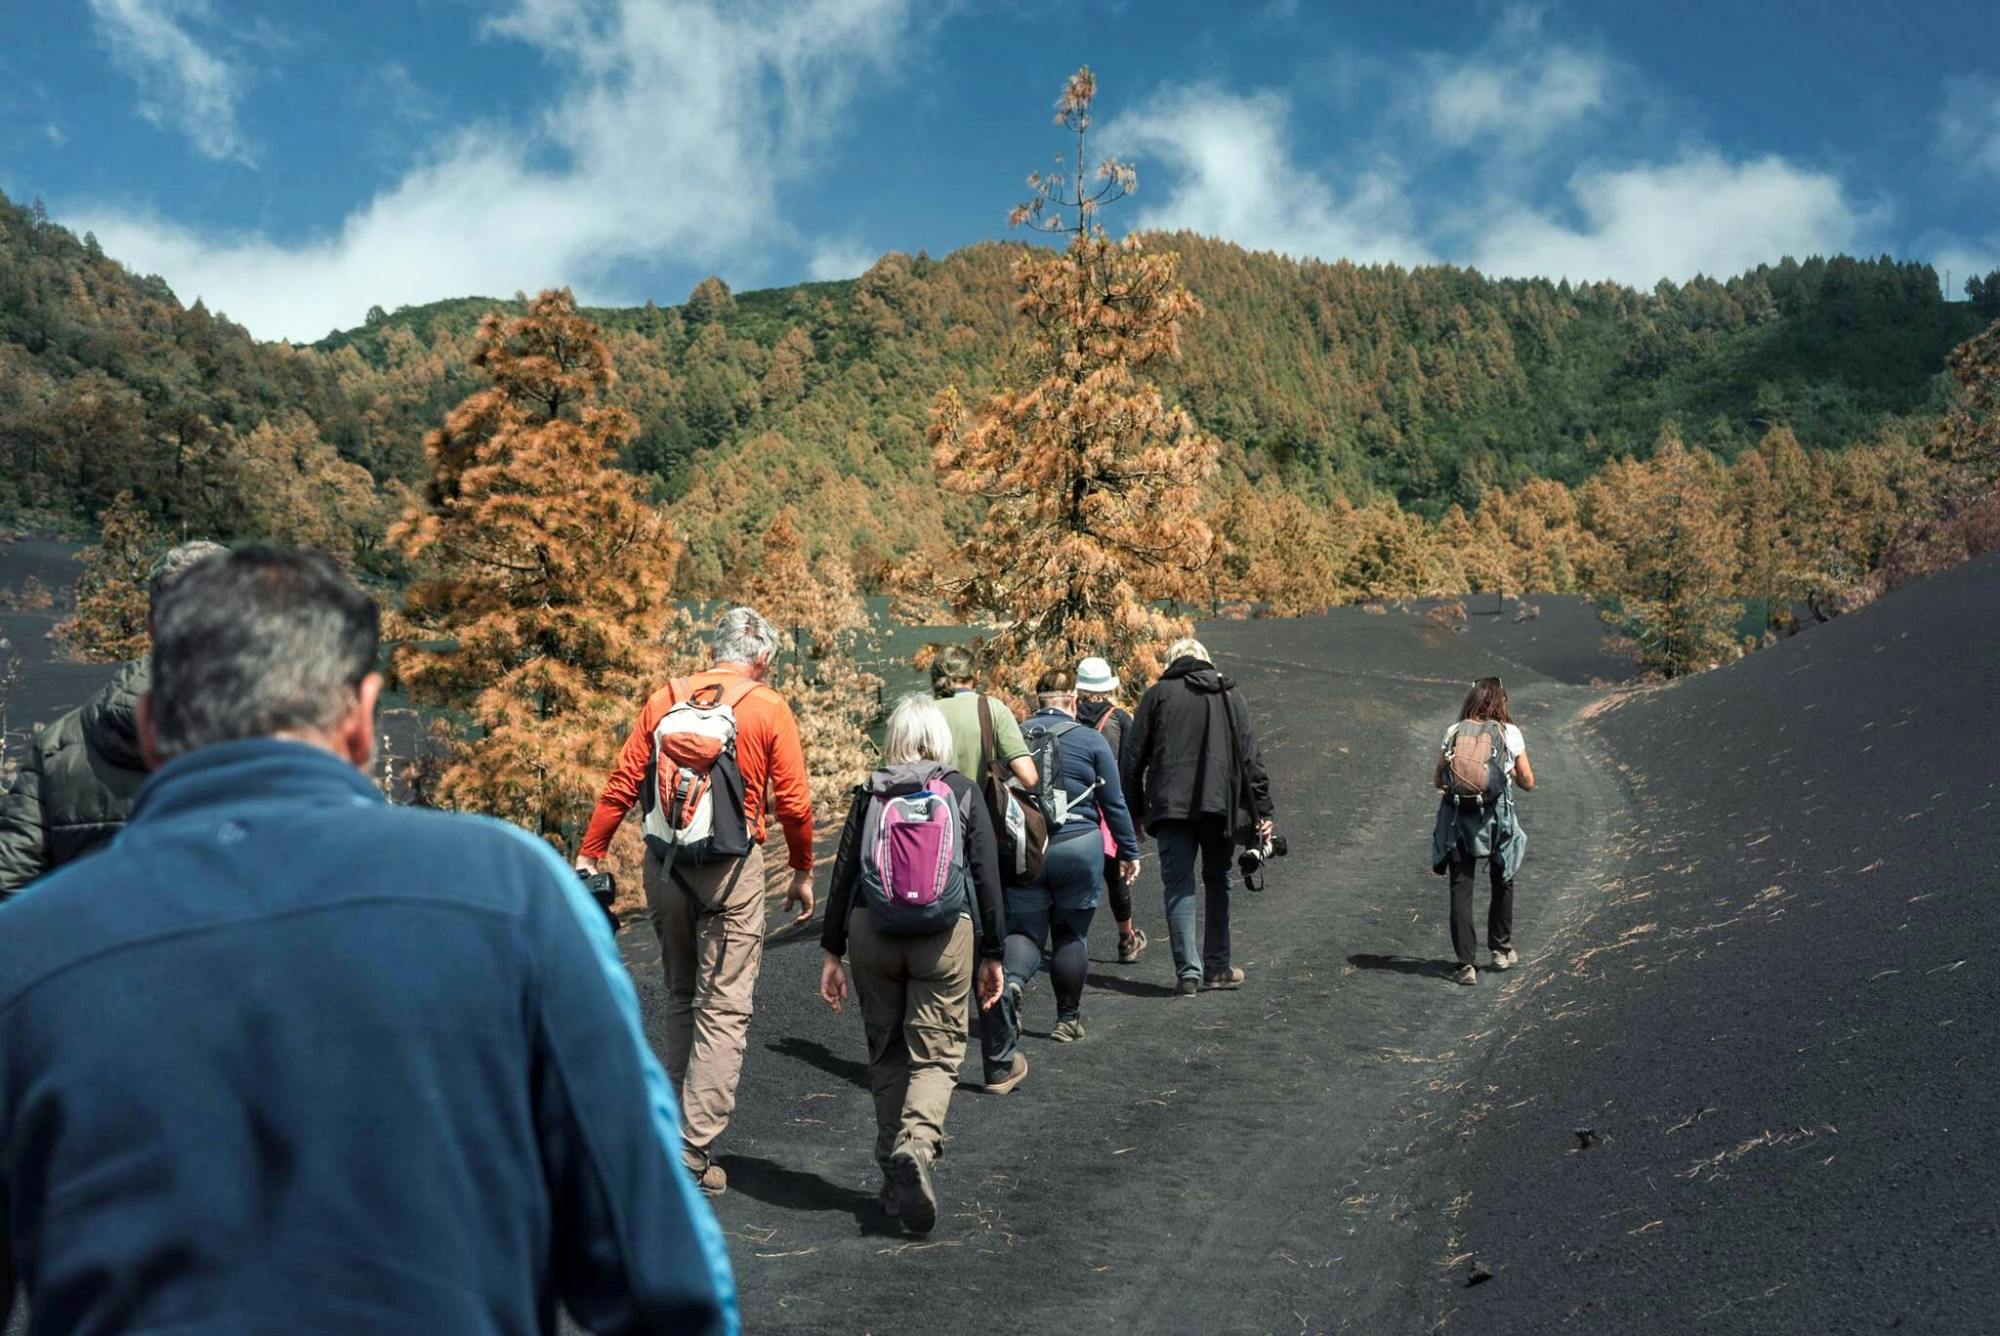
[1166,637,1211,665]
[713,606,779,667]
[882,693,953,766]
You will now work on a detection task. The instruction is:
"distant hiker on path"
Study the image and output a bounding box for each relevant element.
[988,669,1141,1051]
[1432,675,1535,986]
[0,539,224,898]
[931,644,1040,791]
[0,547,736,1333]
[578,606,816,1199]
[1076,655,1147,964]
[1123,638,1274,995]
[817,694,1007,1234]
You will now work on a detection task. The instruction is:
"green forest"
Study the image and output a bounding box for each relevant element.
[0,185,1991,598]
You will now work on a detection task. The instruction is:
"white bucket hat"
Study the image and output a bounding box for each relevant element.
[1075,656,1119,693]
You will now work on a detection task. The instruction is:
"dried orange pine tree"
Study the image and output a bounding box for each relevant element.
[57,490,159,663]
[390,290,679,850]
[920,67,1219,692]
[739,508,880,819]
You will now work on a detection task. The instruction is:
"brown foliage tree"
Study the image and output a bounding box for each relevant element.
[918,68,1218,691]
[390,290,679,850]
[56,490,159,663]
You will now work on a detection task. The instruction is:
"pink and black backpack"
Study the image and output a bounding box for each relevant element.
[856,763,974,935]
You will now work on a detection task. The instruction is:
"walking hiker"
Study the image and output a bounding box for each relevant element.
[0,539,225,898]
[0,547,735,1333]
[577,606,815,1198]
[932,644,1039,791]
[1431,676,1534,985]
[1076,655,1147,963]
[987,669,1140,1053]
[1123,638,1275,996]
[817,695,1007,1234]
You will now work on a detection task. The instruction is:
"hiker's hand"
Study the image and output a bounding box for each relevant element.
[784,868,815,925]
[1256,819,1275,842]
[1118,859,1141,886]
[976,959,1005,1011]
[819,952,847,1012]
[573,855,600,875]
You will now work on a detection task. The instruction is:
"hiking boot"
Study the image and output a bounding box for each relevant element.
[1201,966,1245,991]
[1492,947,1518,971]
[887,1145,938,1234]
[1175,978,1199,997]
[1051,1017,1086,1043]
[966,1052,1029,1094]
[1118,927,1149,964]
[683,1151,727,1198]
[1453,964,1478,987]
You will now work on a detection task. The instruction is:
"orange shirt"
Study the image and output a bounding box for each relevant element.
[580,667,814,870]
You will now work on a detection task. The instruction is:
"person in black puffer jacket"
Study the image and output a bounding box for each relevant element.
[0,540,225,898]
[1122,638,1274,995]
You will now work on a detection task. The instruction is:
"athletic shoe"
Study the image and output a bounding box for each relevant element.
[963,1052,1029,1094]
[1201,966,1245,990]
[1051,1017,1086,1043]
[1175,978,1199,997]
[888,1146,938,1234]
[1492,948,1518,971]
[1118,927,1149,963]
[1453,964,1478,986]
[684,1153,727,1198]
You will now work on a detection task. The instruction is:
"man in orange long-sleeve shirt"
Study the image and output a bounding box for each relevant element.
[577,606,814,1198]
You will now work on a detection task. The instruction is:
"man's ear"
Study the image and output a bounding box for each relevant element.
[137,691,163,771]
[341,673,384,771]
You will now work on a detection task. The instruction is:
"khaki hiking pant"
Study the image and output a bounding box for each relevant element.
[847,908,973,1170]
[644,848,767,1162]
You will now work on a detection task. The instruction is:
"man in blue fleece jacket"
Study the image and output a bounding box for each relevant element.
[0,546,736,1334]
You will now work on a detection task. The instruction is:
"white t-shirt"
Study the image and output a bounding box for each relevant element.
[1442,721,1527,781]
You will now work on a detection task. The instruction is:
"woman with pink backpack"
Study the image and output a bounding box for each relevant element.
[818,694,1007,1234]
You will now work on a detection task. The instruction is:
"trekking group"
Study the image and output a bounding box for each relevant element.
[0,543,1533,1333]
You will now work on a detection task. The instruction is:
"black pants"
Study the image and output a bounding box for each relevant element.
[1105,856,1132,924]
[1448,854,1513,967]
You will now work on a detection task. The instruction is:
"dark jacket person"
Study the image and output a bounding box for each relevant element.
[0,547,736,1334]
[1123,638,1274,994]
[0,540,224,898]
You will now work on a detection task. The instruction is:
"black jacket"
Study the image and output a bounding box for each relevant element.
[820,768,1006,959]
[1122,657,1273,841]
[0,659,149,898]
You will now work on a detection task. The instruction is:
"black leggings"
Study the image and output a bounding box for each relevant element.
[1004,906,1095,1021]
[1105,856,1133,925]
[1449,854,1514,967]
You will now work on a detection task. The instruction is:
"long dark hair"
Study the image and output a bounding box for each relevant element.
[1459,676,1511,724]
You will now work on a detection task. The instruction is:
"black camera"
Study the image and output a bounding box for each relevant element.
[1238,834,1289,892]
[577,870,620,932]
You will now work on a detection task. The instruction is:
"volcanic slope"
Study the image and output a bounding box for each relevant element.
[1409,552,2000,1334]
[618,606,1629,1334]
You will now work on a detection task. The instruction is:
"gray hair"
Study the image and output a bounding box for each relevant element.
[882,693,953,767]
[1166,637,1211,666]
[148,540,227,611]
[712,606,779,667]
[149,546,380,761]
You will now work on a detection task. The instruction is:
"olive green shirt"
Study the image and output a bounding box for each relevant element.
[937,690,1028,782]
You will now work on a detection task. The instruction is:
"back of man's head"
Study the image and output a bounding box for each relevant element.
[930,643,976,697]
[712,605,778,669]
[1166,637,1211,667]
[148,547,380,763]
[148,540,228,613]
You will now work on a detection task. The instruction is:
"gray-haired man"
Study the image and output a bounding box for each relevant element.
[0,539,225,896]
[577,606,816,1197]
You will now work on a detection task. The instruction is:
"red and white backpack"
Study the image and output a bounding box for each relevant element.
[642,677,759,864]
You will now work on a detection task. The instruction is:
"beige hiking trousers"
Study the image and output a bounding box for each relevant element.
[644,848,767,1159]
[846,908,973,1169]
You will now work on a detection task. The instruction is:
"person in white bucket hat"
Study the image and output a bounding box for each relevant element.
[1075,656,1148,964]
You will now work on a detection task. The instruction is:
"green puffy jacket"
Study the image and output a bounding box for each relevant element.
[0,659,149,899]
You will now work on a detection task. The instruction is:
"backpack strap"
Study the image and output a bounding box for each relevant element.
[976,694,998,777]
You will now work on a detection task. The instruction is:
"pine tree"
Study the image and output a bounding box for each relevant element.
[390,290,679,849]
[919,67,1219,690]
[56,490,159,663]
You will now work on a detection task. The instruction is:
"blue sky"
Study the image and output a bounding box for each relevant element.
[4,0,1996,342]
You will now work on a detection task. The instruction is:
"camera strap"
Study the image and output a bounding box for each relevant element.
[1219,687,1258,844]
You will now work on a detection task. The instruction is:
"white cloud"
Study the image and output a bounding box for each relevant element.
[1104,85,1431,267]
[1469,152,1868,286]
[45,122,66,147]
[73,0,913,341]
[1940,74,2000,180]
[87,0,253,165]
[808,239,880,281]
[1926,238,2000,298]
[1423,10,1609,149]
